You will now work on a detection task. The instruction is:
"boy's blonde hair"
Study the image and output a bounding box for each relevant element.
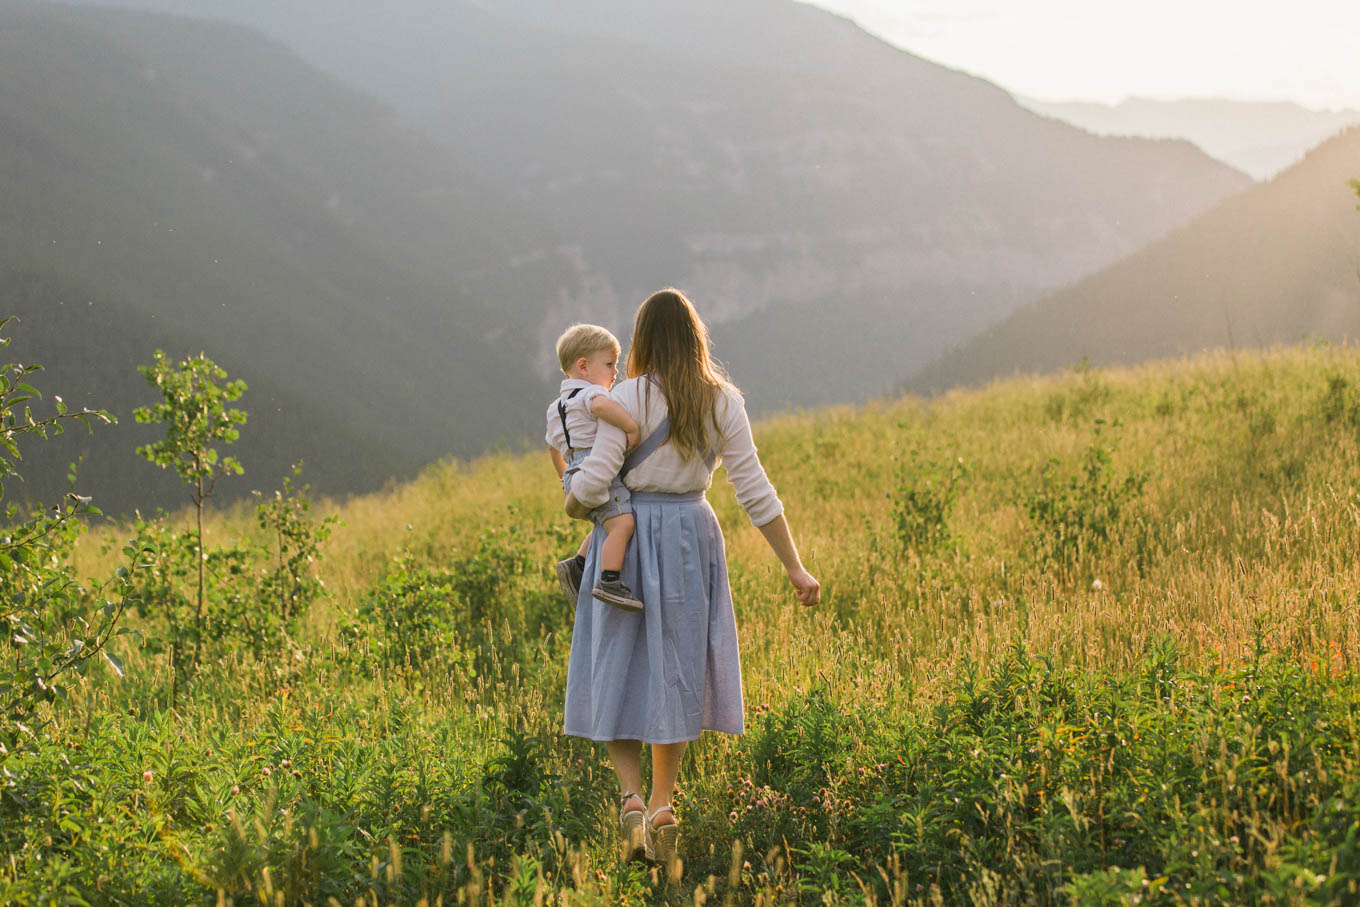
[556,323,620,375]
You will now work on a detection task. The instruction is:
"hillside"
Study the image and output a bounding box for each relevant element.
[58,0,1251,410]
[0,1,579,513]
[909,126,1360,393]
[1021,96,1360,180]
[26,342,1360,902]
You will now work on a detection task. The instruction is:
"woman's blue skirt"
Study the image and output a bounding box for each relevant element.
[563,491,744,744]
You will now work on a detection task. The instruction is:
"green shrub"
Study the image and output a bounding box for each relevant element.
[1320,372,1360,432]
[0,321,146,740]
[254,461,336,631]
[356,554,465,670]
[1024,421,1147,573]
[124,516,270,663]
[890,452,966,556]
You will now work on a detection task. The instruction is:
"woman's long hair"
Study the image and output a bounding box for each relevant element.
[627,288,732,460]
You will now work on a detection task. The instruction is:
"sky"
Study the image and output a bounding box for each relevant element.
[802,0,1360,110]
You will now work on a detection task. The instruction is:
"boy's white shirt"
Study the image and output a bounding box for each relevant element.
[568,376,784,527]
[544,378,610,453]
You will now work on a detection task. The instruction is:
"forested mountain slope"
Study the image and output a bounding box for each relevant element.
[909,127,1360,393]
[1,1,576,512]
[55,0,1251,408]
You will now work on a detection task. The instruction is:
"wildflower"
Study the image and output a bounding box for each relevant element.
[729,811,738,821]
[142,770,153,782]
[1092,579,1105,591]
[232,785,240,794]
[281,759,291,768]
[262,767,272,777]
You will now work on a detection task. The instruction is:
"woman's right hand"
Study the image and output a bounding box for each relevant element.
[787,567,820,607]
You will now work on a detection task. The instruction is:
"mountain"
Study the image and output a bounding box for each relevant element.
[1020,97,1360,181]
[907,127,1360,393]
[1,0,581,513]
[57,0,1251,411]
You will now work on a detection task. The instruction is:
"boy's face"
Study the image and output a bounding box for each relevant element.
[577,348,620,389]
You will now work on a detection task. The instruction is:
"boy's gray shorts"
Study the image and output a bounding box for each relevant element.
[563,470,631,526]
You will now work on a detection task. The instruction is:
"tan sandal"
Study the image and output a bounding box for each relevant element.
[646,804,681,881]
[619,792,647,863]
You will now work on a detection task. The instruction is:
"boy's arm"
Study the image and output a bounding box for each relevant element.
[591,397,640,449]
[549,445,567,480]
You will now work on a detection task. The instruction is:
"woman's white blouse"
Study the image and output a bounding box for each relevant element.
[569,377,784,527]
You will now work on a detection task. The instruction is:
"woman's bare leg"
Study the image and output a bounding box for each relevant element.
[648,741,687,824]
[606,739,645,810]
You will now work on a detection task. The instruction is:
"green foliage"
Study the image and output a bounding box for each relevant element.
[1043,358,1113,423]
[354,525,534,672]
[0,317,112,502]
[749,686,857,804]
[134,350,247,689]
[13,346,1360,903]
[1062,866,1164,904]
[124,516,278,663]
[730,642,1360,905]
[255,462,336,627]
[0,319,146,740]
[356,554,466,671]
[890,452,966,556]
[134,350,247,495]
[1,491,148,740]
[460,732,594,868]
[1024,421,1147,573]
[126,464,336,671]
[1320,372,1360,432]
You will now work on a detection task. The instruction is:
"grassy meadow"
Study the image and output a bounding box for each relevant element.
[7,343,1360,904]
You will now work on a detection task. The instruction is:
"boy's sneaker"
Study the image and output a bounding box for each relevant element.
[593,578,644,612]
[556,558,583,608]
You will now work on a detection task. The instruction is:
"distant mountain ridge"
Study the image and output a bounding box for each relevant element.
[1020,97,1360,181]
[1,0,581,512]
[56,0,1251,410]
[8,0,1255,513]
[908,127,1360,393]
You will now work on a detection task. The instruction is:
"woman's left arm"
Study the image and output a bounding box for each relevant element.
[757,514,820,607]
[717,390,783,526]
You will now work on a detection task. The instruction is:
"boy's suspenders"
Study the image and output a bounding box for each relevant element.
[557,388,582,454]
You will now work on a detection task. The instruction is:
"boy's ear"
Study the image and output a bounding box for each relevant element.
[574,356,589,374]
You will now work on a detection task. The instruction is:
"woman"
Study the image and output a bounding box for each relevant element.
[563,288,819,874]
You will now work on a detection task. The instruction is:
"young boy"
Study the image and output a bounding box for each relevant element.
[547,324,643,611]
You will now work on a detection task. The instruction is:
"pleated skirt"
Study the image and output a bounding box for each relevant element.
[563,490,744,744]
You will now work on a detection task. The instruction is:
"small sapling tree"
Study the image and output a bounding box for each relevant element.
[255,461,336,631]
[134,351,246,684]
